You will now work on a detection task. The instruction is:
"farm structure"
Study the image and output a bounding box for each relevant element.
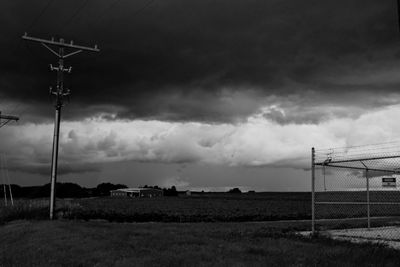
[110,188,163,198]
[311,142,400,242]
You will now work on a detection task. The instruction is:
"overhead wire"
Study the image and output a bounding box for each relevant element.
[93,0,125,24]
[0,120,13,129]
[15,0,157,126]
[8,101,21,117]
[60,0,91,35]
[94,0,155,26]
[7,0,57,124]
[131,0,155,16]
[12,104,30,123]
[27,0,56,32]
[14,0,56,61]
[19,1,66,121]
[315,140,400,152]
[397,0,400,33]
[87,0,156,39]
[10,0,56,58]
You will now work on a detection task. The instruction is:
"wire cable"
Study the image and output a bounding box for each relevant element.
[397,0,400,33]
[315,140,400,152]
[60,0,91,34]
[89,0,155,35]
[131,0,155,16]
[95,0,125,23]
[27,0,56,32]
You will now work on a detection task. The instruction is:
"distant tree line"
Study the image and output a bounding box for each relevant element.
[141,185,178,196]
[227,188,242,194]
[0,183,179,198]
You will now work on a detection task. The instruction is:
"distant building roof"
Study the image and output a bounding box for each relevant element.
[111,188,163,193]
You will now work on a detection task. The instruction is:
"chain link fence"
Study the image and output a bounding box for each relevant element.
[311,142,400,241]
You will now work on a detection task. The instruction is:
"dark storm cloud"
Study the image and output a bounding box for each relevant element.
[6,162,101,176]
[1,0,400,123]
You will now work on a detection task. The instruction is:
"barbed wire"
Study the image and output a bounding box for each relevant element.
[315,140,400,153]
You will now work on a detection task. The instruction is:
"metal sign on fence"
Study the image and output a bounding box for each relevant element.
[382,177,396,187]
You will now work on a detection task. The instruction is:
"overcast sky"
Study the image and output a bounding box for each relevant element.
[1,0,400,190]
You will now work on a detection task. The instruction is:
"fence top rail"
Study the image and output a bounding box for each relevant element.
[315,201,400,205]
[315,154,400,165]
[313,163,397,173]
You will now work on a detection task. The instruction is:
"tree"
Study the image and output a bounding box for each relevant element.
[163,185,178,196]
[227,188,241,194]
[56,183,88,198]
[95,183,127,196]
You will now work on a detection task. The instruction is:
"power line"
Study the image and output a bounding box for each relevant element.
[89,0,155,33]
[8,0,57,78]
[60,0,91,34]
[131,0,155,17]
[90,0,129,28]
[397,0,400,32]
[27,0,56,32]
[8,100,21,117]
[315,140,400,152]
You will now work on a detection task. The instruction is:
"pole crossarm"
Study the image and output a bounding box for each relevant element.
[0,114,19,121]
[22,33,100,53]
[0,113,19,128]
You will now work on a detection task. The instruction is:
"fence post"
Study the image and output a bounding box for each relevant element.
[366,169,370,230]
[312,147,315,234]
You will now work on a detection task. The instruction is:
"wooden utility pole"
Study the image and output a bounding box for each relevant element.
[22,33,99,219]
[0,112,18,206]
[1,153,14,206]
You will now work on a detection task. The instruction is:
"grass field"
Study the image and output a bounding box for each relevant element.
[0,193,311,224]
[2,220,400,266]
[63,192,311,222]
[2,193,400,265]
[3,191,400,226]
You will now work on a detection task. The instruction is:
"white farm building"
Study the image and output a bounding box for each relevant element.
[110,188,163,198]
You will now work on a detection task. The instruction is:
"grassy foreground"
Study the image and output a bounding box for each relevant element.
[1,220,400,266]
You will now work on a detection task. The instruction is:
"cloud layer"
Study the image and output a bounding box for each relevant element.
[2,0,400,190]
[2,103,400,175]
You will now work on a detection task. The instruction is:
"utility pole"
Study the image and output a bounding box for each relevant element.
[1,153,15,206]
[22,33,99,220]
[0,112,18,206]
